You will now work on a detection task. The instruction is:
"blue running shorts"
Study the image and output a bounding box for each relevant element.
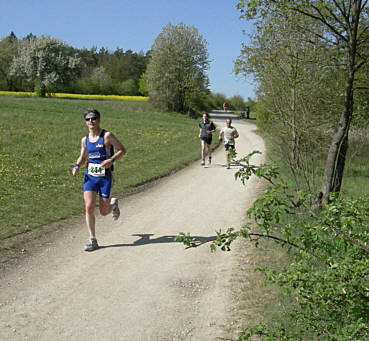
[83,171,113,199]
[224,143,235,151]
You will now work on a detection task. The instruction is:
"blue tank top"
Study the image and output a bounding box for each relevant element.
[86,129,113,165]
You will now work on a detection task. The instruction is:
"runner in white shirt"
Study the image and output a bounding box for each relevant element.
[218,118,239,169]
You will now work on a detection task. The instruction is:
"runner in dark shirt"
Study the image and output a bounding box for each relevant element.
[198,113,216,166]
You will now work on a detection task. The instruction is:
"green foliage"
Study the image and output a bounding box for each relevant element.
[118,79,138,96]
[0,33,19,91]
[0,33,149,96]
[237,322,302,340]
[235,9,345,192]
[207,92,228,110]
[236,0,369,201]
[9,35,81,97]
[145,22,210,113]
[138,73,148,96]
[229,94,246,111]
[178,151,369,339]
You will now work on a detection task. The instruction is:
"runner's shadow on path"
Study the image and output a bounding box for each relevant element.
[99,234,216,249]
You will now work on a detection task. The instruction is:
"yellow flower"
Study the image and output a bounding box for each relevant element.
[0,91,148,101]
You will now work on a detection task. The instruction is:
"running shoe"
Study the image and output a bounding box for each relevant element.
[201,160,205,166]
[110,197,120,220]
[84,238,99,251]
[208,157,212,165]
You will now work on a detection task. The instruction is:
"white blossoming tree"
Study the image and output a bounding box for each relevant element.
[145,23,210,113]
[10,35,80,96]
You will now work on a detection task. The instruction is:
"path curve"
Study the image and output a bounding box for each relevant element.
[0,120,265,341]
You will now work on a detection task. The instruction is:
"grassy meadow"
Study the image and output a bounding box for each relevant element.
[0,96,216,240]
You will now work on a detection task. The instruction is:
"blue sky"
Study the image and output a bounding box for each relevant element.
[0,0,256,99]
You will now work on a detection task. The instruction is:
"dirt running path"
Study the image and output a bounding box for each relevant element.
[0,120,265,341]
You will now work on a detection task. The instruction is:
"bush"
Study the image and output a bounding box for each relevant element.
[229,95,246,111]
[118,79,138,95]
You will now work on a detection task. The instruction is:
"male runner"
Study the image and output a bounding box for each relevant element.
[219,118,239,169]
[72,109,126,251]
[198,112,216,166]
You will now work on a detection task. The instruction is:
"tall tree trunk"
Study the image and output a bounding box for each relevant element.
[291,83,297,166]
[39,83,46,97]
[321,1,361,202]
[321,106,351,202]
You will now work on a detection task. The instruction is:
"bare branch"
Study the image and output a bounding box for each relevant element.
[329,1,350,31]
[361,0,369,11]
[293,6,347,42]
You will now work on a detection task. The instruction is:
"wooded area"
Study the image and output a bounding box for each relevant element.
[0,29,250,114]
[0,32,149,96]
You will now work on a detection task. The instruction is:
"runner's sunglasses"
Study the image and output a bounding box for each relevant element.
[85,117,98,122]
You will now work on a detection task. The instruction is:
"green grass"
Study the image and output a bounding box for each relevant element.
[341,145,369,197]
[0,96,217,240]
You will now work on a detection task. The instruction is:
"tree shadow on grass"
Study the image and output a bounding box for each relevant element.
[99,233,216,249]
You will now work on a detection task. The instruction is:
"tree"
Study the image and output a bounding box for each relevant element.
[10,35,81,97]
[145,22,210,112]
[138,73,149,96]
[0,33,18,90]
[237,0,369,202]
[229,94,246,110]
[235,12,345,191]
[208,92,228,110]
[119,78,138,95]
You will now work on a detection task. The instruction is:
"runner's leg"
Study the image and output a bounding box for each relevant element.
[84,190,97,238]
[97,172,116,217]
[201,140,206,160]
[201,140,206,165]
[99,197,113,216]
[207,143,211,158]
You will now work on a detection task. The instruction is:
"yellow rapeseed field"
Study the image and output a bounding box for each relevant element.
[0,91,148,101]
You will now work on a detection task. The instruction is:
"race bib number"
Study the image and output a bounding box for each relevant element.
[88,163,105,177]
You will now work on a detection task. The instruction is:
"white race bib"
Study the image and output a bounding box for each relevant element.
[88,163,105,177]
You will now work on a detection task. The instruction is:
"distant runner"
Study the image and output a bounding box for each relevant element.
[198,112,216,166]
[223,102,229,112]
[72,108,126,251]
[246,106,250,119]
[219,118,239,169]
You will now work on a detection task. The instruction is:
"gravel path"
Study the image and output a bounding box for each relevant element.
[0,119,265,341]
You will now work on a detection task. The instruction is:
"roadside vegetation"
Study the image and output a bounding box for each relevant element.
[0,96,220,240]
[178,1,369,339]
[234,130,369,340]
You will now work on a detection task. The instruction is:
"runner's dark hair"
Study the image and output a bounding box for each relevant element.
[83,108,100,119]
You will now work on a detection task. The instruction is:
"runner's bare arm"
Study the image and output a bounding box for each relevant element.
[101,132,127,168]
[72,137,88,176]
